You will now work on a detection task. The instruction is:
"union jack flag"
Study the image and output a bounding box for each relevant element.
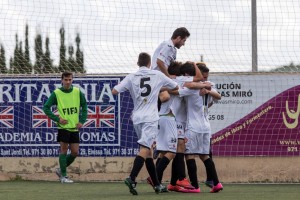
[0,106,14,128]
[84,105,115,128]
[32,106,58,128]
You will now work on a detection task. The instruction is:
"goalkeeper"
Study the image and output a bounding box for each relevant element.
[43,71,87,183]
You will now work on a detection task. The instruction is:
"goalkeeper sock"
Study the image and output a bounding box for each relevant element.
[186,159,199,189]
[59,154,67,177]
[66,154,76,167]
[204,158,219,185]
[129,155,145,182]
[156,156,170,183]
[145,158,159,186]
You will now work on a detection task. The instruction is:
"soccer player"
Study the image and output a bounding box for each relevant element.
[147,61,209,191]
[196,62,221,188]
[151,27,191,77]
[43,71,87,183]
[166,62,209,191]
[112,52,178,195]
[179,63,223,193]
[151,27,196,112]
[185,63,222,188]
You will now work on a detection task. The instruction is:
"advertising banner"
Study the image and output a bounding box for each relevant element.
[0,74,299,157]
[208,74,300,156]
[0,77,138,157]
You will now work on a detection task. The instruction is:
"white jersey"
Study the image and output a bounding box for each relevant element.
[151,39,177,71]
[202,81,219,135]
[179,87,211,133]
[203,81,218,116]
[159,76,193,118]
[171,76,193,123]
[113,67,178,124]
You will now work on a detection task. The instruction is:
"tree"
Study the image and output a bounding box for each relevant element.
[59,26,67,72]
[9,58,13,73]
[12,34,21,74]
[7,24,84,74]
[18,41,27,74]
[43,37,54,73]
[271,62,300,72]
[24,24,32,73]
[67,45,77,72]
[34,33,43,74]
[75,33,85,73]
[0,45,7,73]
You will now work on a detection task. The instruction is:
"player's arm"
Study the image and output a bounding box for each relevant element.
[184,81,211,90]
[168,89,179,95]
[159,91,170,103]
[209,89,221,100]
[79,91,88,125]
[157,59,170,77]
[192,62,203,82]
[43,92,60,123]
[112,88,119,95]
[112,75,130,95]
[178,87,196,97]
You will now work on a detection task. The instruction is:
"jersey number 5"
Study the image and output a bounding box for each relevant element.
[140,77,151,97]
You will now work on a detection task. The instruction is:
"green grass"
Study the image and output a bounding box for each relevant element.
[0,181,298,200]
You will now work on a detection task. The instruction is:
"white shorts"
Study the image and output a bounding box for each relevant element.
[156,116,177,153]
[134,121,158,149]
[185,130,210,155]
[176,121,186,139]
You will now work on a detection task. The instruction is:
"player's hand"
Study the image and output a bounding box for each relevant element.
[204,81,212,90]
[200,88,207,96]
[59,117,68,125]
[76,123,83,129]
[200,88,210,96]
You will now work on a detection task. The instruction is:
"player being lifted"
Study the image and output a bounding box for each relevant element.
[112,52,178,195]
[151,27,194,112]
[43,71,88,183]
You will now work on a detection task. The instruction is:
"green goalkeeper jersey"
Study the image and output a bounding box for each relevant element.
[43,85,87,131]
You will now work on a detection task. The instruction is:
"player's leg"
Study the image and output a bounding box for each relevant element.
[67,132,80,167]
[67,144,78,165]
[125,145,147,195]
[183,130,201,193]
[56,129,73,183]
[185,154,199,192]
[204,138,214,188]
[156,116,177,184]
[126,122,165,195]
[58,142,68,177]
[173,121,186,184]
[199,133,223,193]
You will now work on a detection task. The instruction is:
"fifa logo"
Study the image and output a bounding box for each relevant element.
[62,107,78,115]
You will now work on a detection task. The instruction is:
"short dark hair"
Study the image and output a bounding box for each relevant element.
[137,52,151,67]
[171,27,190,39]
[196,62,209,73]
[180,62,195,76]
[168,61,182,76]
[61,71,73,79]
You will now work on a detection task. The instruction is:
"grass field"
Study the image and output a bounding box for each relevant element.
[0,181,298,200]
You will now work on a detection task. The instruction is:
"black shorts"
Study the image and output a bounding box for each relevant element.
[57,129,80,143]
